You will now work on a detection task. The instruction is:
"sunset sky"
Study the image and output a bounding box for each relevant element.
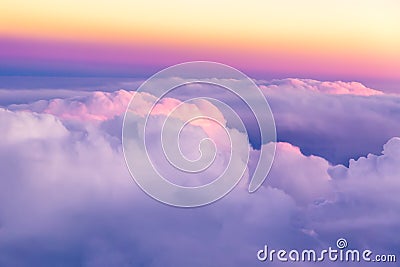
[1,0,399,91]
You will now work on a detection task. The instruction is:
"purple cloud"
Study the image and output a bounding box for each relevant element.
[0,79,399,266]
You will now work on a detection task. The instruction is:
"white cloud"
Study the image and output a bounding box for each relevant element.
[255,142,333,206]
[0,108,68,144]
[259,78,383,96]
[1,81,399,266]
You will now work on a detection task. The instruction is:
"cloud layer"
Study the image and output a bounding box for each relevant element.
[0,78,399,266]
[262,80,400,165]
[260,78,383,96]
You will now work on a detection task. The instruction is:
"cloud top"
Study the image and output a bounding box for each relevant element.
[0,78,399,266]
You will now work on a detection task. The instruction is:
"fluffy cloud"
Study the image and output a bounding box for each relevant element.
[260,78,383,96]
[8,90,133,121]
[310,137,400,251]
[260,80,400,165]
[0,104,304,267]
[1,80,399,266]
[0,108,68,144]
[122,77,399,165]
[256,142,333,206]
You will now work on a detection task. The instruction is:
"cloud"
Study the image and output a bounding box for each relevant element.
[260,78,383,96]
[260,80,400,165]
[119,77,397,165]
[1,81,400,266]
[0,108,68,144]
[255,142,333,206]
[305,137,400,253]
[6,77,400,166]
[8,90,133,121]
[0,106,305,267]
[0,76,143,106]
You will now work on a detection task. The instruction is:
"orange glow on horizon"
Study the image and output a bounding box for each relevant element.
[1,0,399,80]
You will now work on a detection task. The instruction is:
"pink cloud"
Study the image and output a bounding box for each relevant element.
[260,78,383,96]
[1,86,400,266]
[43,90,133,121]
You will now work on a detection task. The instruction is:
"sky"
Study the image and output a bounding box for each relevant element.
[1,0,400,91]
[0,1,400,266]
